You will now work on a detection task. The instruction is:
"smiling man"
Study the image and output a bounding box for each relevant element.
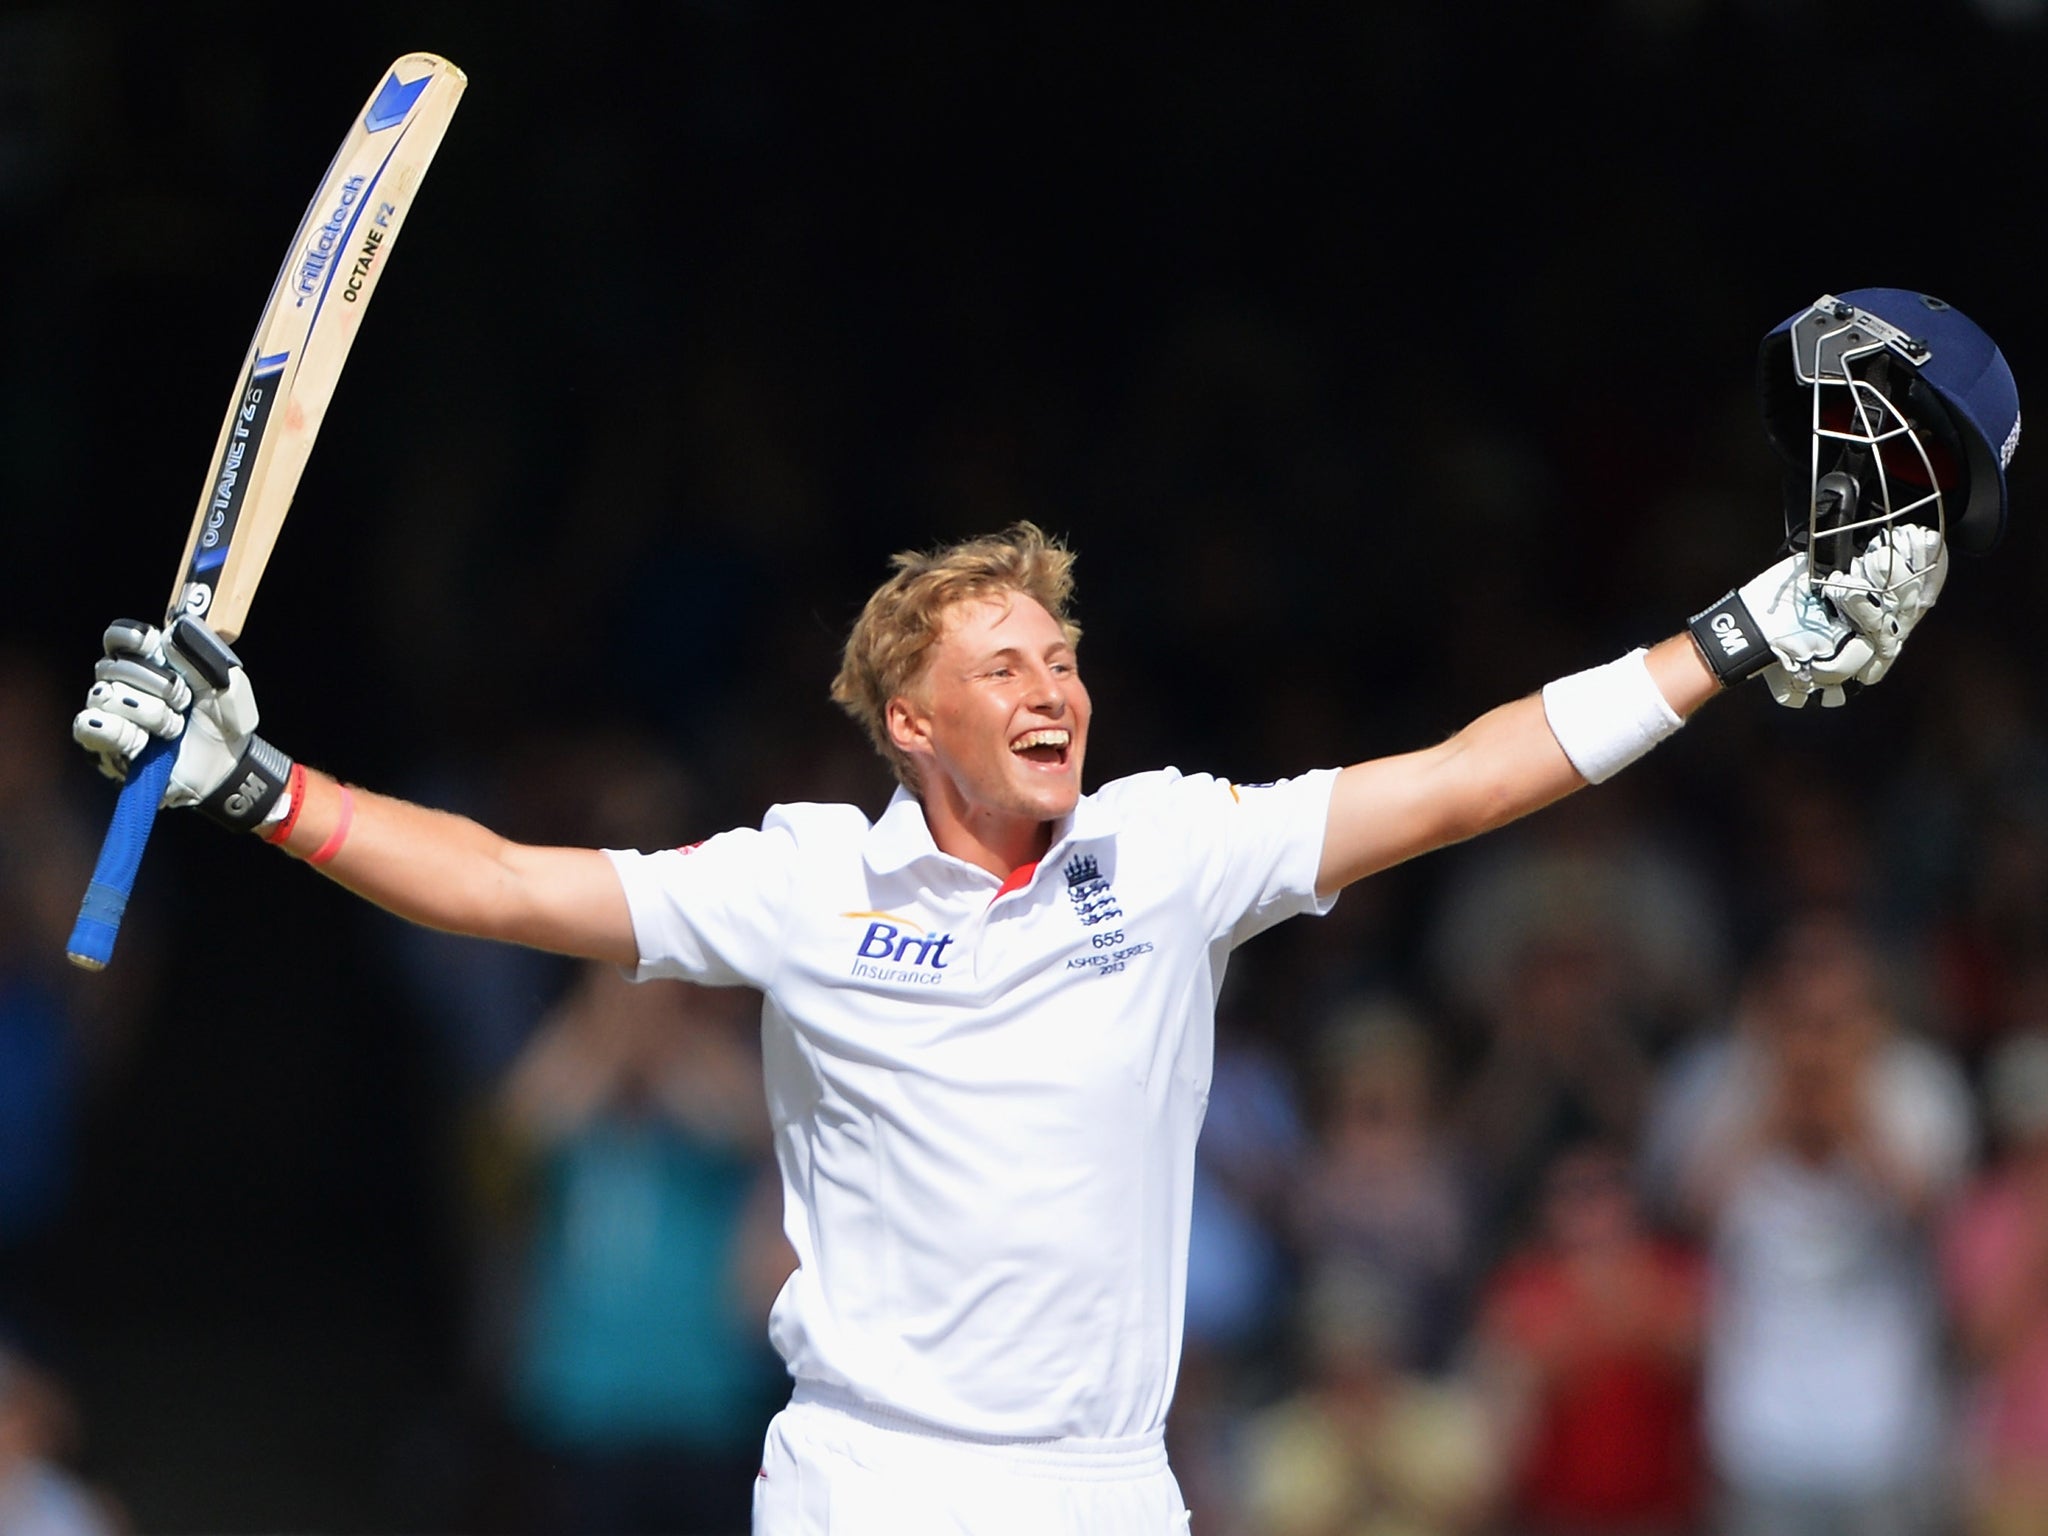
[70,286,2013,1536]
[837,543,1095,876]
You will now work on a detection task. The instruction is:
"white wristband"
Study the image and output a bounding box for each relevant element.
[1541,648,1683,785]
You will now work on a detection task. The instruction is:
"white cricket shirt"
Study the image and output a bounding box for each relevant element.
[604,766,1339,1441]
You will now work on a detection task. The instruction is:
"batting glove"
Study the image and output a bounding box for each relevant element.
[1688,551,1865,707]
[1818,523,1948,688]
[1758,526,1948,707]
[73,618,295,832]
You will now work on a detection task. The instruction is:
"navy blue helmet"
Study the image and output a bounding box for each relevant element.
[1758,289,2019,561]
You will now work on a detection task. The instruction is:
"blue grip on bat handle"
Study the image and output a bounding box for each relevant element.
[66,738,175,970]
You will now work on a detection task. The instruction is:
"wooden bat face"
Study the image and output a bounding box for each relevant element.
[168,53,466,642]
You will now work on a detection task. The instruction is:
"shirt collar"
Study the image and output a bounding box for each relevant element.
[863,785,1121,879]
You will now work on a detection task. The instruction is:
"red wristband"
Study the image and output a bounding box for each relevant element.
[308,786,356,867]
[262,764,309,845]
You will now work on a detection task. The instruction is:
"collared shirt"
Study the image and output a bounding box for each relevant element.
[604,766,1339,1440]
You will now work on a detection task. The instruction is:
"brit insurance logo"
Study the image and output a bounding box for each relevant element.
[841,911,955,988]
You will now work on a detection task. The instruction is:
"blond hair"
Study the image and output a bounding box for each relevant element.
[831,522,1081,789]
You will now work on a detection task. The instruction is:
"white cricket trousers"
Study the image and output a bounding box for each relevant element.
[752,1384,1193,1534]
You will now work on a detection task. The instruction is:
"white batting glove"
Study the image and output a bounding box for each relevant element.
[73,618,295,831]
[1818,523,1948,687]
[1691,551,1870,708]
[74,621,189,779]
[1760,525,1949,707]
[1759,657,1843,710]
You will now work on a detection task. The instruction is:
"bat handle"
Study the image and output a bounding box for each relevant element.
[67,738,176,970]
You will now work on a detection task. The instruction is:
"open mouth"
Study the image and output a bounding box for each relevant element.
[1010,728,1071,768]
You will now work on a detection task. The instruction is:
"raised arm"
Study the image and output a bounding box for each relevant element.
[270,770,637,963]
[1316,634,1716,896]
[1316,524,1949,898]
[73,616,639,966]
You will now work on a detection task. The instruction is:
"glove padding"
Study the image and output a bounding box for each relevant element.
[72,618,293,830]
[74,620,192,776]
[1689,524,1948,710]
[1827,522,1945,683]
[1761,524,1948,709]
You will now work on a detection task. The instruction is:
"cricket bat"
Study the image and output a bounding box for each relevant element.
[67,52,466,970]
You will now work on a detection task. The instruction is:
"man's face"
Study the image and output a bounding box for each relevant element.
[889,593,1090,830]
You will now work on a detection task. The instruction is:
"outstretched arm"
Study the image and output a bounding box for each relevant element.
[271,770,638,964]
[1315,521,1949,897]
[73,617,640,966]
[1316,634,1716,896]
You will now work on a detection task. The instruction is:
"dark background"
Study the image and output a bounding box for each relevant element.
[4,1,2046,1529]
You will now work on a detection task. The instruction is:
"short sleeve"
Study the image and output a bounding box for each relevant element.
[1146,769,1340,947]
[602,820,799,987]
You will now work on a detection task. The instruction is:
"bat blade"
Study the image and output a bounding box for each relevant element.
[169,51,466,642]
[67,53,466,971]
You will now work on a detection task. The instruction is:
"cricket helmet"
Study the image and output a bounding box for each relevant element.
[1758,289,2020,572]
